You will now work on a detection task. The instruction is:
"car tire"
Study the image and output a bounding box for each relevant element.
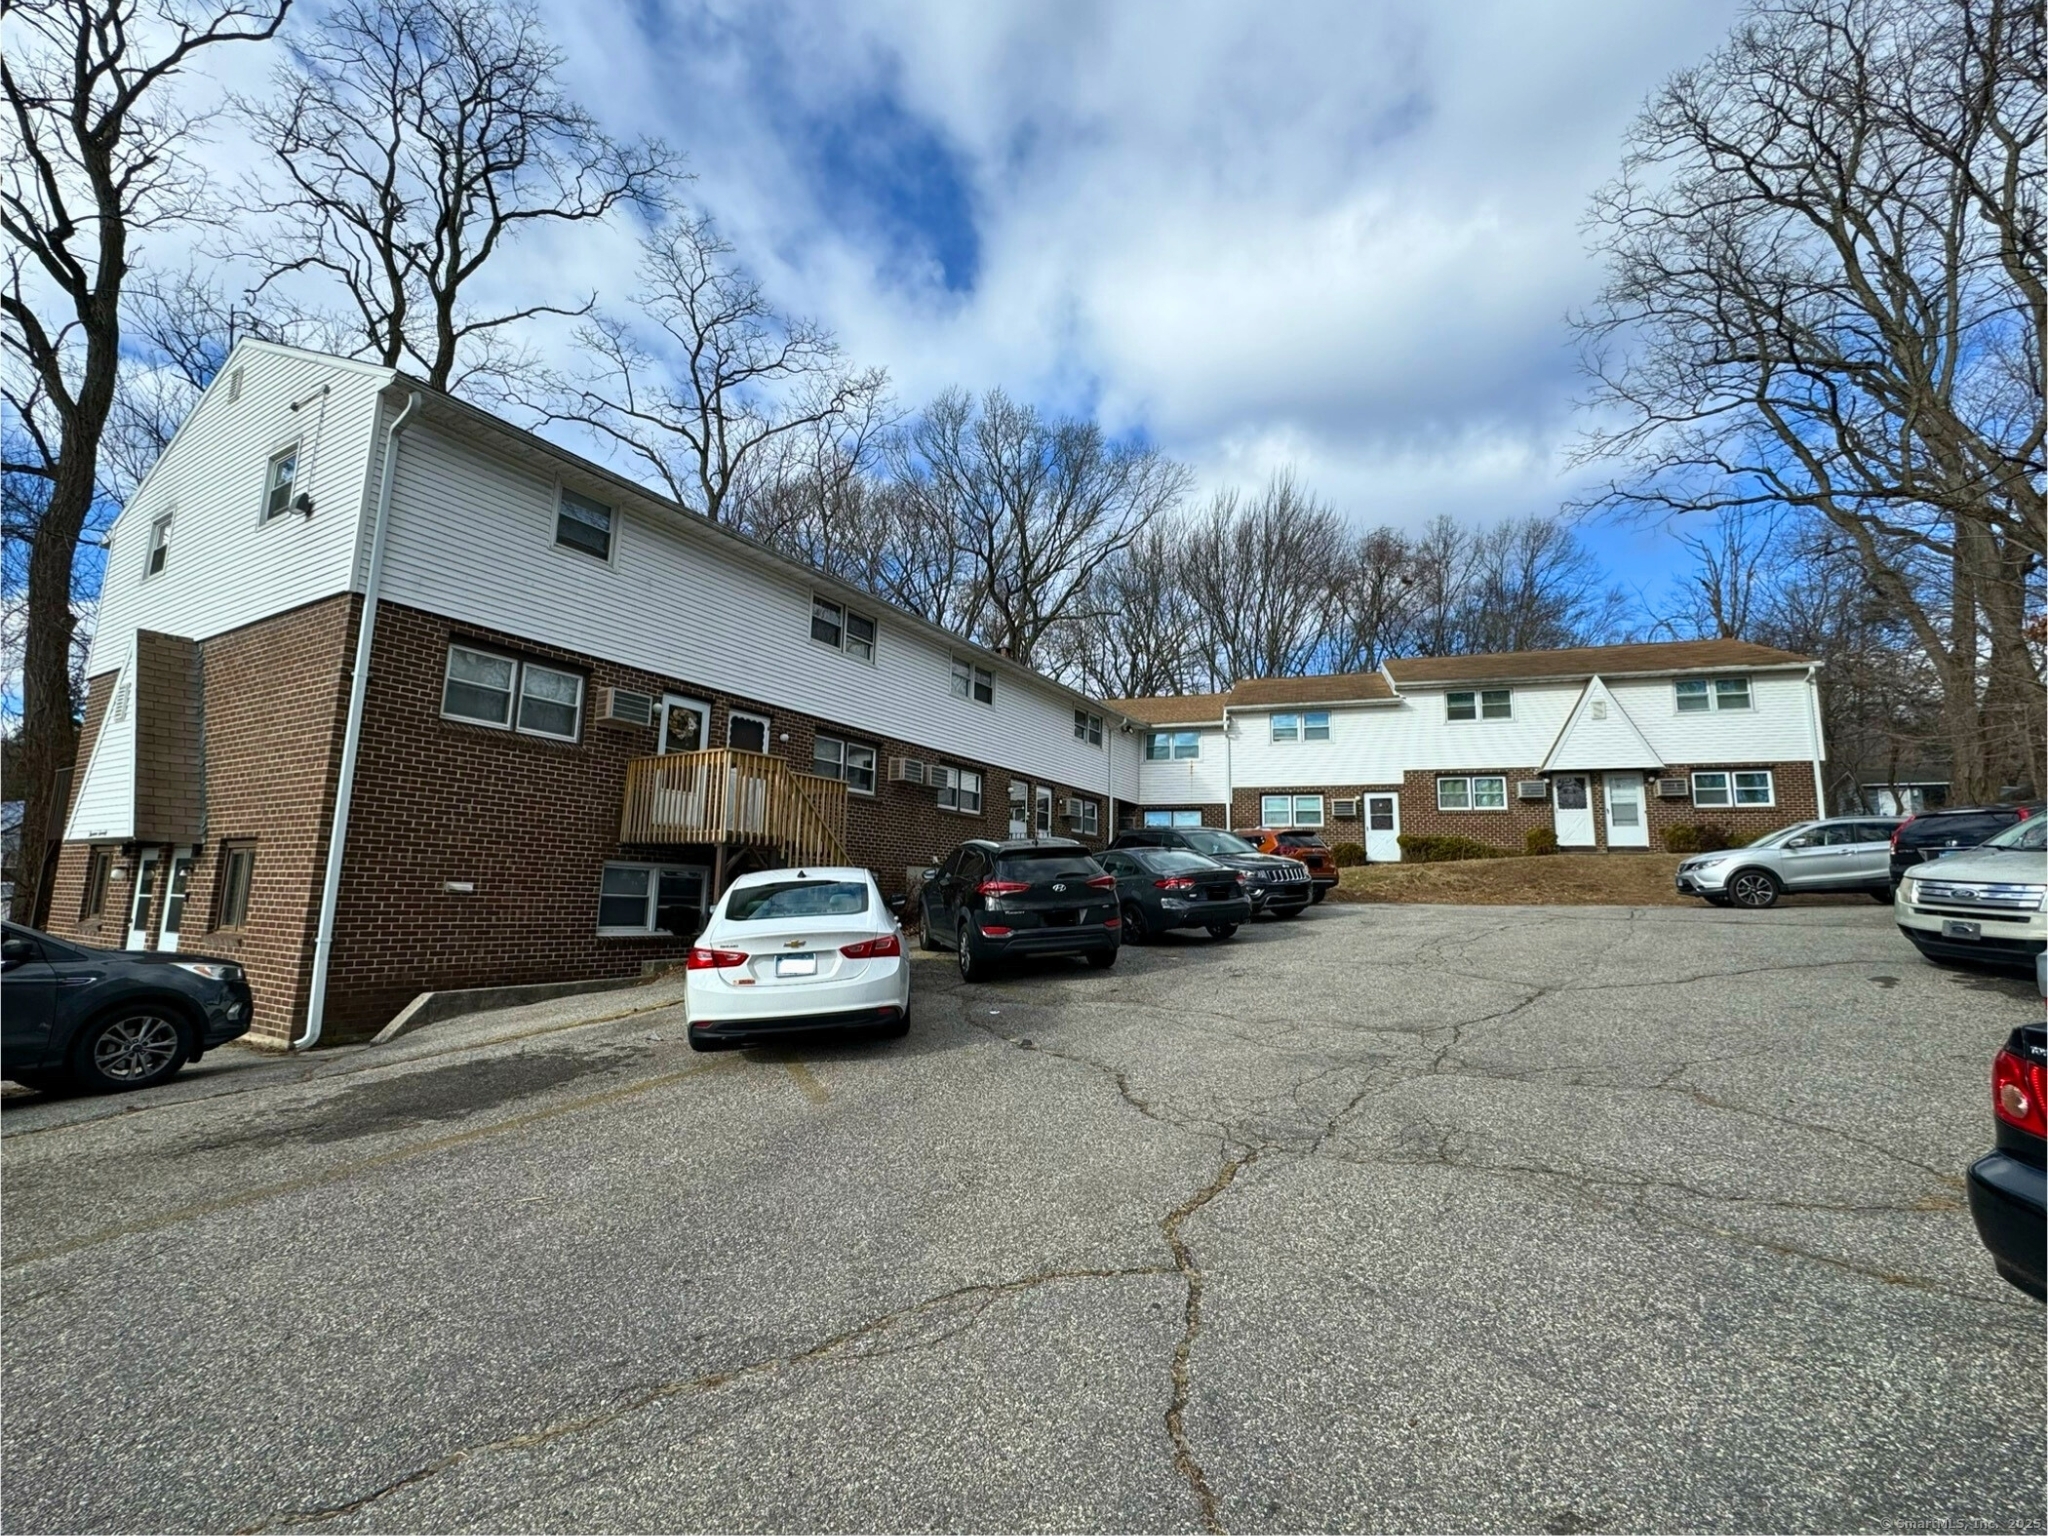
[1121,902,1149,943]
[876,1008,911,1041]
[1206,923,1239,940]
[1086,948,1117,970]
[1278,904,1306,919]
[919,901,943,951]
[1727,869,1781,909]
[70,1007,190,1093]
[1310,887,1327,904]
[956,920,988,982]
[1868,888,1894,904]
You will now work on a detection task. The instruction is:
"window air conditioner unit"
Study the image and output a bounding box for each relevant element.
[1332,797,1361,819]
[888,758,926,786]
[1516,780,1550,801]
[926,764,956,792]
[1655,777,1691,799]
[1063,797,1087,821]
[599,687,654,727]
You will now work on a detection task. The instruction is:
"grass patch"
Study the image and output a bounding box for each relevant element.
[1329,852,1878,908]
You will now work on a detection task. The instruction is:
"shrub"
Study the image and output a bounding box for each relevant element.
[1397,833,1515,863]
[1328,841,1367,867]
[1663,822,1736,854]
[1523,826,1559,856]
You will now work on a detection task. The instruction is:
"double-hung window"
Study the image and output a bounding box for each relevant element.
[951,657,994,705]
[262,446,299,520]
[938,767,984,814]
[1074,799,1100,836]
[812,735,877,794]
[1146,730,1200,761]
[145,513,172,577]
[555,487,613,559]
[79,849,112,920]
[1272,712,1330,743]
[1074,710,1103,746]
[1261,794,1325,827]
[811,599,877,662]
[1676,676,1752,712]
[442,643,584,741]
[1437,775,1507,811]
[1034,784,1053,835]
[1447,689,1512,721]
[1692,769,1774,807]
[215,842,256,929]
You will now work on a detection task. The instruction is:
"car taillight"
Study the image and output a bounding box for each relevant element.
[1992,1047,2047,1138]
[840,934,902,959]
[2019,806,2035,820]
[1086,874,1117,890]
[687,947,747,970]
[1154,875,1197,891]
[977,879,1030,897]
[1891,815,1915,850]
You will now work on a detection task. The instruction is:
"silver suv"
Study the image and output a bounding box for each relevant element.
[1675,816,1904,909]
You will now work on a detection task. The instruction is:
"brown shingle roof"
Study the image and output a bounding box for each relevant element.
[1226,671,1397,707]
[1104,692,1231,725]
[1383,638,1808,686]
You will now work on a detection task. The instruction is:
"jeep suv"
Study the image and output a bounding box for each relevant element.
[1110,827,1312,917]
[919,839,1119,980]
[1234,828,1339,902]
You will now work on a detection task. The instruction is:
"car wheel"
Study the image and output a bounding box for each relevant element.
[1206,923,1239,940]
[918,900,943,950]
[71,1007,189,1092]
[1728,869,1781,909]
[956,920,988,982]
[1278,904,1305,919]
[1086,948,1117,970]
[1310,887,1327,904]
[1121,902,1149,943]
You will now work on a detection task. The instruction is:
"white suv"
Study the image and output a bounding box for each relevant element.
[1894,817,2048,971]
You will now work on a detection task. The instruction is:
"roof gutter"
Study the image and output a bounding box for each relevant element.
[297,388,421,1051]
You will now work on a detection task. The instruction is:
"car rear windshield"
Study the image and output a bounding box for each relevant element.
[1901,813,2005,845]
[1276,832,1327,848]
[726,880,869,920]
[1179,830,1257,856]
[996,851,1102,880]
[1145,851,1219,874]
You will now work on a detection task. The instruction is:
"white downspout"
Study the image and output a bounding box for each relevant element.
[1805,663,1828,816]
[1221,708,1235,827]
[297,390,422,1050]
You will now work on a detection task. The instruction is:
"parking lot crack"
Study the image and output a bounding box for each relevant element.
[230,1263,1176,1533]
[1161,1145,1259,1535]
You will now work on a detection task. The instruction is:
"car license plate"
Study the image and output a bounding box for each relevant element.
[776,954,818,977]
[1942,919,1981,940]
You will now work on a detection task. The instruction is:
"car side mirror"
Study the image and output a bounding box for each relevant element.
[1786,835,1818,849]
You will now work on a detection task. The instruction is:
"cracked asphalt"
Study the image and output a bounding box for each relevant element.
[3,901,2042,1533]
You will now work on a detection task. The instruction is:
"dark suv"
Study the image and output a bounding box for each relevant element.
[2,921,254,1093]
[1890,803,2040,891]
[1110,827,1312,916]
[920,839,1120,980]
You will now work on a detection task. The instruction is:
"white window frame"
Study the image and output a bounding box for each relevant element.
[811,597,877,663]
[1146,730,1200,761]
[1260,793,1324,827]
[1303,711,1331,741]
[1676,675,1754,713]
[812,734,877,795]
[1293,793,1325,825]
[1074,710,1104,746]
[260,441,301,522]
[949,657,994,705]
[553,484,615,562]
[442,643,583,741]
[144,511,173,578]
[1437,775,1508,811]
[728,709,772,754]
[1034,784,1053,835]
[1693,769,1774,808]
[1142,808,1206,829]
[1074,799,1100,836]
[938,766,984,814]
[1271,713,1300,743]
[596,861,707,936]
[1447,689,1512,722]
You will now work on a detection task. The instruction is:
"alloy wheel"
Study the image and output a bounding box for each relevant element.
[1730,871,1778,909]
[91,1014,182,1083]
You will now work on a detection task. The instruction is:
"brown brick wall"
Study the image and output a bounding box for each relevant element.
[1230,785,1403,844]
[1397,768,1560,849]
[1117,801,1229,831]
[1644,762,1819,846]
[133,631,203,843]
[318,602,1121,1039]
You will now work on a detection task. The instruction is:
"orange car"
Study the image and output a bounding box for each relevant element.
[1234,828,1339,902]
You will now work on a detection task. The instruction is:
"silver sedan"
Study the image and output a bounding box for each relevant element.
[1675,816,1904,909]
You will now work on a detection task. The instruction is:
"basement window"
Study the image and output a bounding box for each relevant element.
[216,842,256,930]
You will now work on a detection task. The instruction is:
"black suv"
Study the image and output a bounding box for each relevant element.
[2,921,255,1093]
[1110,827,1312,917]
[920,839,1120,980]
[1890,803,2041,890]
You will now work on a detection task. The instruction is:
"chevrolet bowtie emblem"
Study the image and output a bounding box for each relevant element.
[785,939,807,948]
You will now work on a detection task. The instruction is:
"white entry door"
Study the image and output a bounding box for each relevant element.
[158,853,195,952]
[1364,794,1401,862]
[1553,776,1595,848]
[1602,774,1649,848]
[126,849,161,950]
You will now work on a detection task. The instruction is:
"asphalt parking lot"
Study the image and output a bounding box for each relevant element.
[3,900,2040,1533]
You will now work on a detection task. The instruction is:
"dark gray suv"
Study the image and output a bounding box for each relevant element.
[1110,827,1312,917]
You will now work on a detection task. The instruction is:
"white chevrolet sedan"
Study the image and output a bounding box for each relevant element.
[684,867,910,1051]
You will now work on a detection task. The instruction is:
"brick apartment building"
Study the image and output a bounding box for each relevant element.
[41,341,1826,1048]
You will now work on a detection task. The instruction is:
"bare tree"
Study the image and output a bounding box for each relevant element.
[548,214,889,523]
[2,0,288,922]
[892,388,1191,667]
[1053,522,1206,699]
[1574,0,2045,798]
[1178,472,1347,684]
[239,0,670,395]
[1325,527,1418,673]
[1456,515,1631,654]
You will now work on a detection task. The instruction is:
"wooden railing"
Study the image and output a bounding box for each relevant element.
[619,749,849,866]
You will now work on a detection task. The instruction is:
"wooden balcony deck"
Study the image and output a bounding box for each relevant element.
[619,749,849,868]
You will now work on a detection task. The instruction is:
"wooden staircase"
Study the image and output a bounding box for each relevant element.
[619,749,850,890]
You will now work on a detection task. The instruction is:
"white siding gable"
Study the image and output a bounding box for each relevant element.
[1541,677,1663,771]
[1609,670,1820,764]
[87,344,387,674]
[374,422,1123,795]
[65,639,136,841]
[1227,707,1407,788]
